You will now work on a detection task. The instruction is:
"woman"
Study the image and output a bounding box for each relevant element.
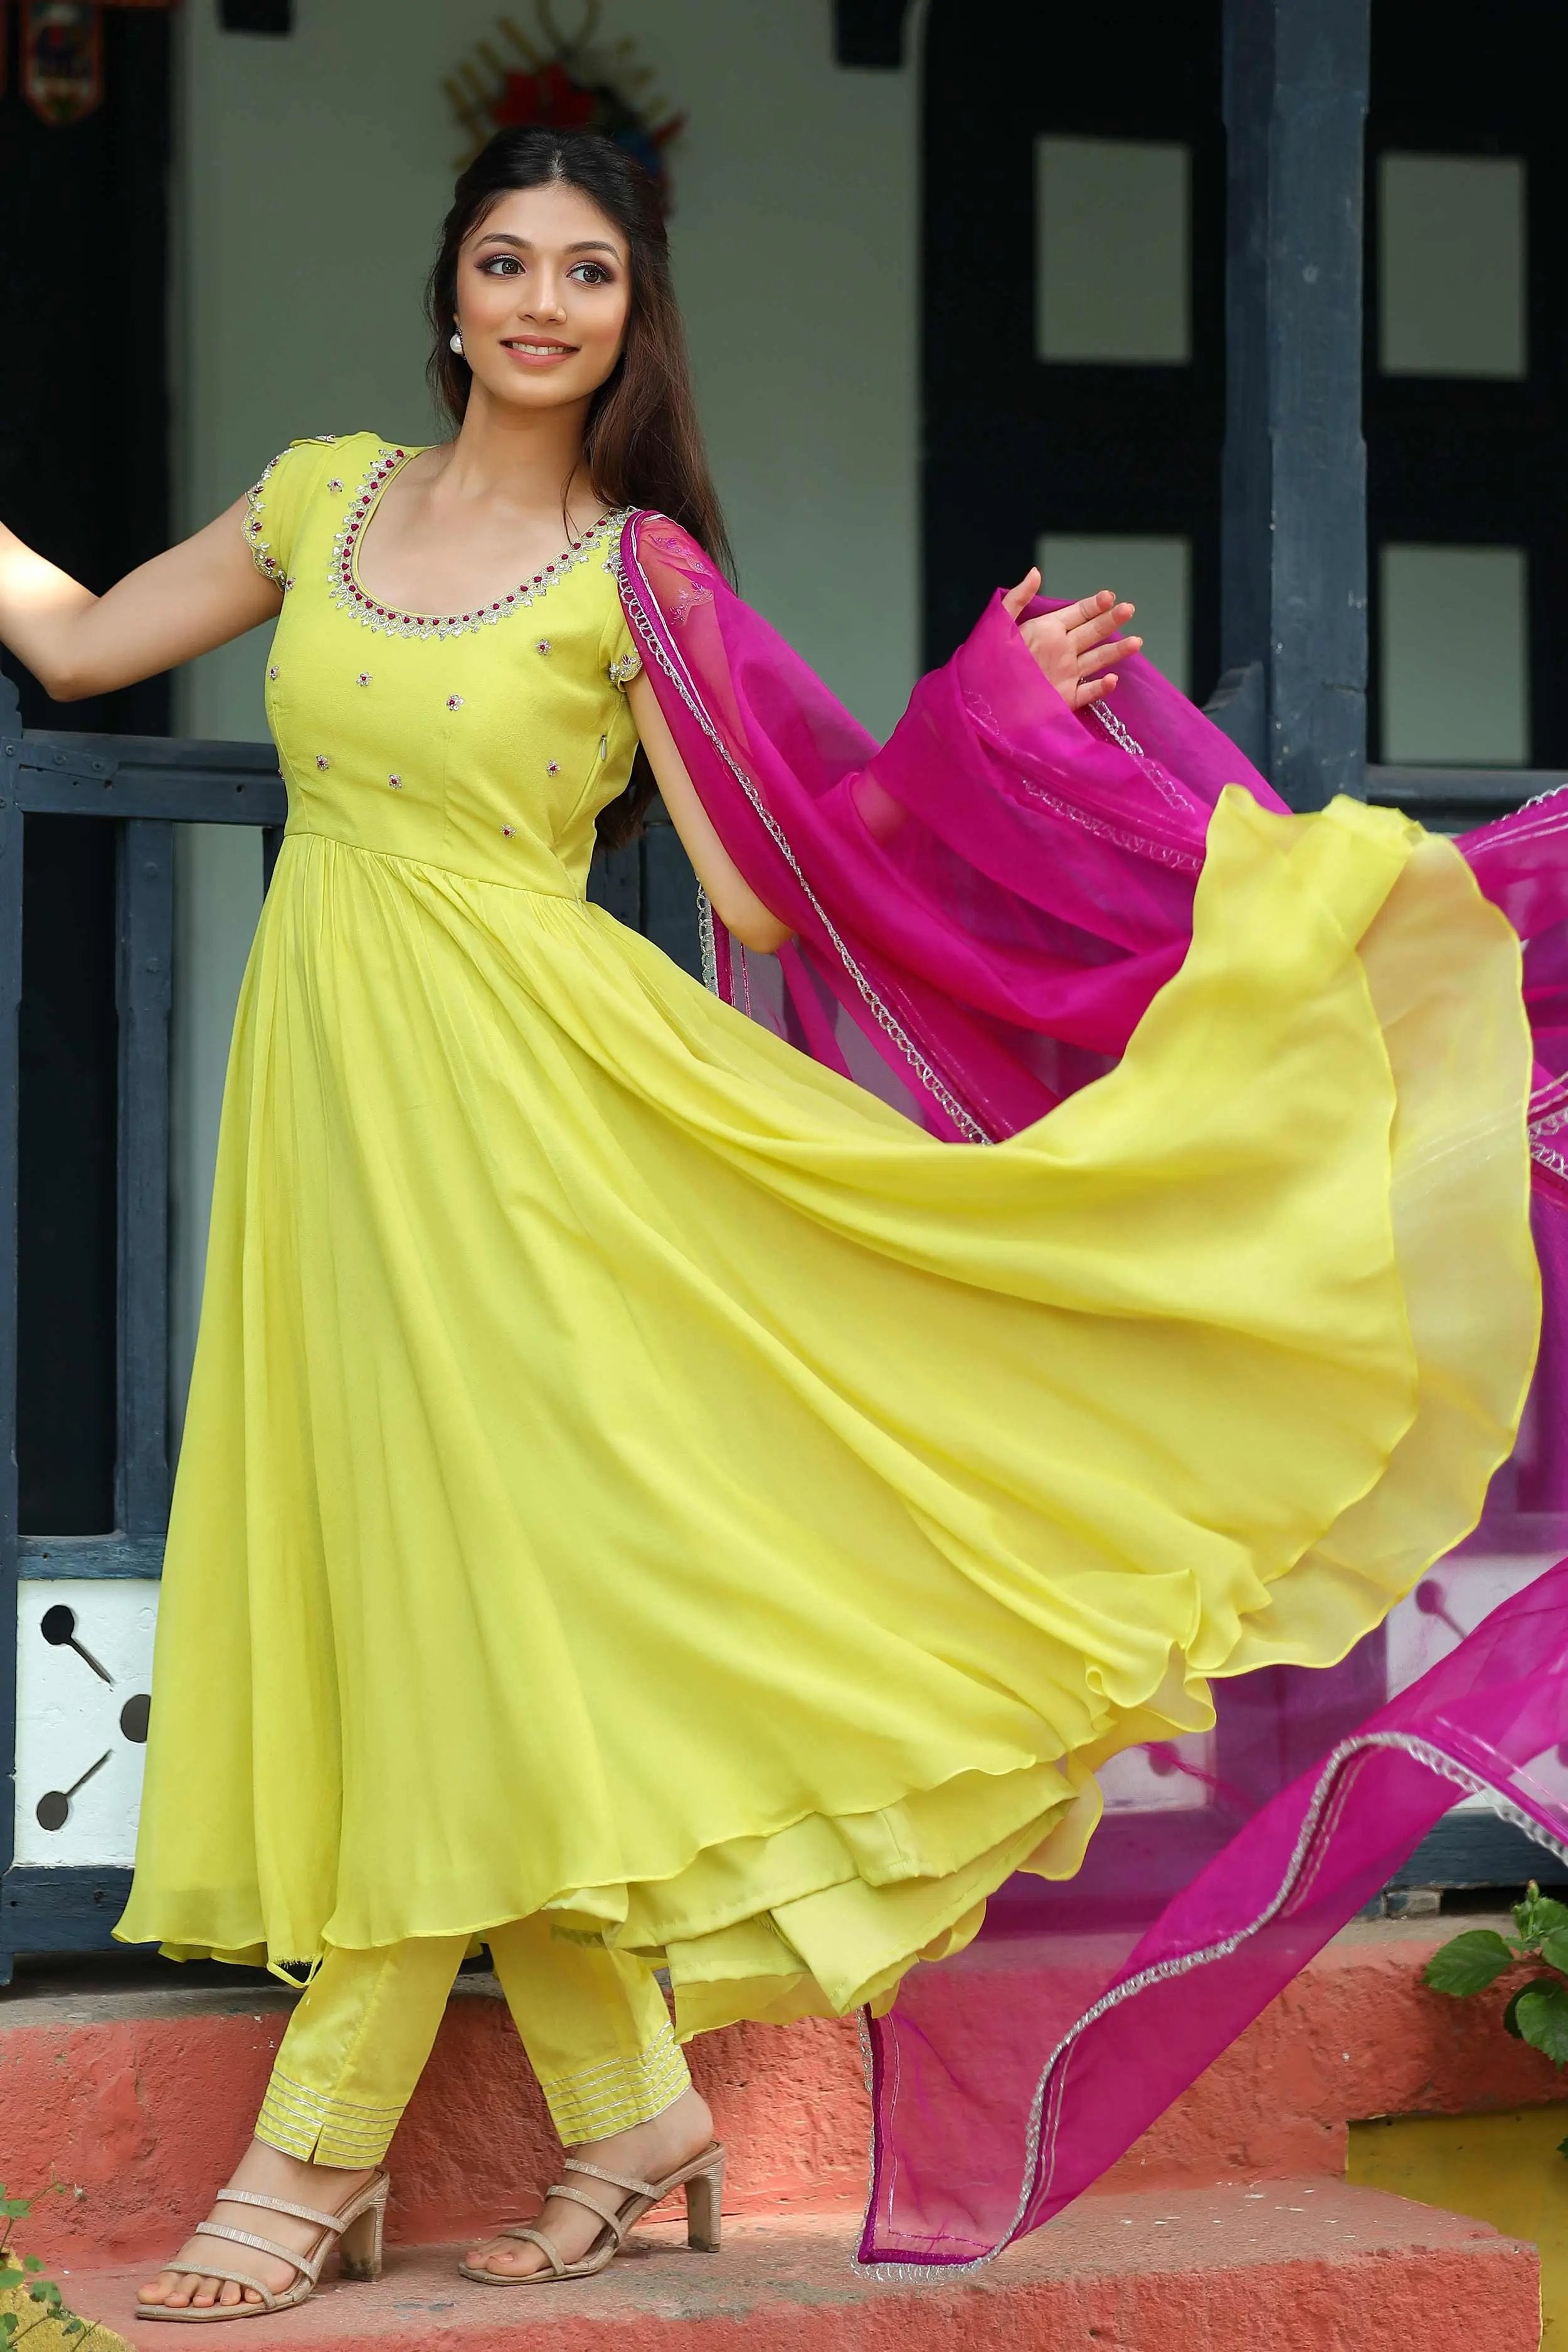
[0,129,1537,2317]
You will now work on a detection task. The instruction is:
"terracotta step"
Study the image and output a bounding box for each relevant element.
[2,1915,1560,2274]
[56,2188,1540,2352]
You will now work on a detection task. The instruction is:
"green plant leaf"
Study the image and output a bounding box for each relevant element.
[0,2269,23,2291]
[1505,1984,1530,2038]
[1424,1929,1518,1996]
[1540,1926,1568,1976]
[1515,1884,1568,1948]
[1512,1977,1568,2065]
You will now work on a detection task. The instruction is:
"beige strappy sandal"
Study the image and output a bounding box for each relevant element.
[135,2170,389,2323]
[458,2143,726,2285]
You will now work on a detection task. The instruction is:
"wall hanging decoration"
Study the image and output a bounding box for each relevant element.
[13,0,177,127]
[21,0,102,124]
[445,3,683,206]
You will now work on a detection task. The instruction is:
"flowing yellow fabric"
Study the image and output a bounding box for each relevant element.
[119,434,1538,2040]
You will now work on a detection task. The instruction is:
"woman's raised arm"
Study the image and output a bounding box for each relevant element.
[0,495,282,703]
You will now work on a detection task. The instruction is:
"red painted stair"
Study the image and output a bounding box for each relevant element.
[55,2195,1540,2352]
[1,1916,1558,2348]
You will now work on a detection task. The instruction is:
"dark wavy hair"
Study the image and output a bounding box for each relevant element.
[425,129,733,853]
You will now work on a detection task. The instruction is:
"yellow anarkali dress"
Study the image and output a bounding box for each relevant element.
[118,431,1538,2045]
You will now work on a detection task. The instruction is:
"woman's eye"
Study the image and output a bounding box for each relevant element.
[571,263,612,286]
[480,255,522,276]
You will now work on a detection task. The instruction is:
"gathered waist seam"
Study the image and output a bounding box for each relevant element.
[280,822,588,904]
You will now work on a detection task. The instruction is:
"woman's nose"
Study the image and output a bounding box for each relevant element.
[520,272,568,322]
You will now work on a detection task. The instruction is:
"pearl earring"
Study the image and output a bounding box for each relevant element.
[449,330,464,354]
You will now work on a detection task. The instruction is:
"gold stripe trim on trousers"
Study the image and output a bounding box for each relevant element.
[534,2015,691,2144]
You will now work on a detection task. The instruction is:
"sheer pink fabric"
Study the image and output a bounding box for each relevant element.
[616,512,1568,2268]
[617,511,1277,1146]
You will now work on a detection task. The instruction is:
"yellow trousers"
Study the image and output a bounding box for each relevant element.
[255,1915,691,2168]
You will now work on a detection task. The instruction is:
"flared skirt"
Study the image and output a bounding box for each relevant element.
[118,793,1537,2035]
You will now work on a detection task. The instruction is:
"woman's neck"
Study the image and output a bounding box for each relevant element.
[425,382,599,524]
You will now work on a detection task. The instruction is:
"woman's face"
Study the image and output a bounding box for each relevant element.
[454,181,632,415]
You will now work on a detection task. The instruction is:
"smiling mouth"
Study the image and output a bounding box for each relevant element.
[502,339,578,359]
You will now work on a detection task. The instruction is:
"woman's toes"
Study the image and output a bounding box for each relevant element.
[467,2238,541,2277]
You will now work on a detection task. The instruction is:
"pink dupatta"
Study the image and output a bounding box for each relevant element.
[616,510,1568,2268]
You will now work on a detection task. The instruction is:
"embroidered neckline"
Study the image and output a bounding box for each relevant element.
[329,445,626,640]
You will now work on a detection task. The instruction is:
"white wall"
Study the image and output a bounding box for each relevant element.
[167,0,921,1418]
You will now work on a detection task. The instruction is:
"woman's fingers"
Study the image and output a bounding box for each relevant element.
[1002,566,1042,621]
[1078,633,1142,679]
[1076,672,1117,707]
[1067,598,1136,652]
[1056,588,1118,629]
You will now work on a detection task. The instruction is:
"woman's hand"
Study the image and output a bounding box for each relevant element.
[1002,575,1142,712]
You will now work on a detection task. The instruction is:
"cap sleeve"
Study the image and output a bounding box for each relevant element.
[241,435,344,586]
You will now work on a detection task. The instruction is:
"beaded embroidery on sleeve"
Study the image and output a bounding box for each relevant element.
[241,435,341,586]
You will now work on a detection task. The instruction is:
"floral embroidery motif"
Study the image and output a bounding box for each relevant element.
[607,649,643,689]
[283,577,296,592]
[327,478,344,494]
[447,695,464,711]
[546,760,559,776]
[501,825,515,837]
[329,446,628,639]
[388,774,403,789]
[536,638,552,655]
[268,665,279,681]
[315,755,331,770]
[356,672,373,686]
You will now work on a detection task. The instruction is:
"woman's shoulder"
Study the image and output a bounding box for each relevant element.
[251,430,395,496]
[243,434,382,585]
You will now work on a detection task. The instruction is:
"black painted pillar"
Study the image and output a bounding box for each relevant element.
[1218,0,1370,808]
[0,681,22,1929]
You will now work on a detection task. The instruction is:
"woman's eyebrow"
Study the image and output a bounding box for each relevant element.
[471,232,622,257]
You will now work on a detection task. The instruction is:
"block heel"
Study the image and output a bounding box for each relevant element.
[460,2142,728,2284]
[684,2153,724,2252]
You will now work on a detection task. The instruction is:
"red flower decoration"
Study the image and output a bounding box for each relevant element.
[492,61,597,133]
